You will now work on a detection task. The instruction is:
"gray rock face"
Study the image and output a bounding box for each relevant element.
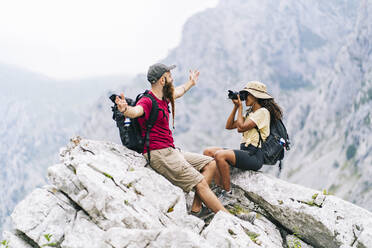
[202,211,283,248]
[232,170,372,248]
[2,138,372,248]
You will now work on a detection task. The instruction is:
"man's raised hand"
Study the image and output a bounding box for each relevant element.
[189,70,200,86]
[115,93,128,113]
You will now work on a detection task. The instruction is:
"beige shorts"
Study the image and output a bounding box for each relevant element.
[144,147,214,193]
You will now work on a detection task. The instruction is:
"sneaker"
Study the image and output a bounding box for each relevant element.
[211,185,224,197]
[237,212,256,224]
[218,190,236,206]
[189,206,212,218]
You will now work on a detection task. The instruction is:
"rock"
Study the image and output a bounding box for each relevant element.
[4,138,372,248]
[6,138,206,247]
[231,170,372,248]
[202,211,283,248]
[104,227,160,248]
[48,138,204,232]
[2,231,34,248]
[147,228,212,248]
[10,185,76,247]
[60,211,110,248]
[286,234,313,248]
[104,225,212,248]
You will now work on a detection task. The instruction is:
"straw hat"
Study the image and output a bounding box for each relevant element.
[241,81,273,99]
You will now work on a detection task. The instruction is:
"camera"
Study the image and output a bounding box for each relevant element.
[109,94,135,125]
[109,94,134,106]
[227,90,248,101]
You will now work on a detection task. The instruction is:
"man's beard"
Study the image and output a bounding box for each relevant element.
[163,78,175,128]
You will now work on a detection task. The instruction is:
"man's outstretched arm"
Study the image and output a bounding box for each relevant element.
[115,93,144,118]
[174,70,200,99]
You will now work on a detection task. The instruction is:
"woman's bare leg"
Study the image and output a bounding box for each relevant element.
[203,147,223,158]
[214,150,236,192]
[203,147,224,187]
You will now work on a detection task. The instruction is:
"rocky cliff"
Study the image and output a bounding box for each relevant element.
[2,137,372,248]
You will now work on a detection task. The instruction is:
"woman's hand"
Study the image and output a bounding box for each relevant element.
[232,95,242,107]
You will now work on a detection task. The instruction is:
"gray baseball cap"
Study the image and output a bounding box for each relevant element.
[147,63,176,84]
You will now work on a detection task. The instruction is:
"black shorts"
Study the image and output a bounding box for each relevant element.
[232,144,263,171]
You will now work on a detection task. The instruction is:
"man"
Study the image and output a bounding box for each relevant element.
[115,63,228,216]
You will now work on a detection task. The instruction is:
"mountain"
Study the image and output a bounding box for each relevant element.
[281,0,372,209]
[0,63,131,238]
[81,0,371,211]
[2,138,372,248]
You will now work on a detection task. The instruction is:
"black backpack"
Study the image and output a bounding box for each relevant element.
[109,90,159,164]
[256,119,290,172]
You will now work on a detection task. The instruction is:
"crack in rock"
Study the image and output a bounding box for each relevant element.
[351,224,364,246]
[80,145,95,155]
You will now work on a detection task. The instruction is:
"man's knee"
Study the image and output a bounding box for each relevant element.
[201,160,216,172]
[195,178,209,192]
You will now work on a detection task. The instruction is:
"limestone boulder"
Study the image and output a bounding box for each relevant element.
[232,170,372,248]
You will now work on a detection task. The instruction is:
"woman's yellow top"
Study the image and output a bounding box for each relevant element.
[241,107,270,148]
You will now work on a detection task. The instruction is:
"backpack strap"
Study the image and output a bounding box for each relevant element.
[142,90,159,166]
[255,126,263,149]
[278,119,291,151]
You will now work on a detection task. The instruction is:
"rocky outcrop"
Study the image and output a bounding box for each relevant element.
[2,138,372,248]
[232,171,372,248]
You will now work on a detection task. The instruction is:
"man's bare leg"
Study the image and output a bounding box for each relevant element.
[195,178,228,213]
[191,160,217,212]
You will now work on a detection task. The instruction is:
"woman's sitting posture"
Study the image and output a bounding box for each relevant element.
[204,81,283,198]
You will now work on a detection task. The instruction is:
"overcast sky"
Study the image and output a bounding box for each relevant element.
[0,0,218,79]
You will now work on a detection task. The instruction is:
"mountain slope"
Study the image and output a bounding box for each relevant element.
[0,63,130,238]
[282,0,372,209]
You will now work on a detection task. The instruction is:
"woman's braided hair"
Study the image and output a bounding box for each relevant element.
[257,98,283,123]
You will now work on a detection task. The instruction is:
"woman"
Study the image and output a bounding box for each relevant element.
[204,81,283,196]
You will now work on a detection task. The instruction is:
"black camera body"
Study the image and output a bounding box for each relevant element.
[109,94,135,106]
[228,90,248,101]
[109,94,135,127]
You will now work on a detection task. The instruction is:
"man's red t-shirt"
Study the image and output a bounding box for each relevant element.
[136,91,175,154]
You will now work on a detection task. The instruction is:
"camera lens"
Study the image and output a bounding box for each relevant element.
[228,90,239,99]
[239,91,248,101]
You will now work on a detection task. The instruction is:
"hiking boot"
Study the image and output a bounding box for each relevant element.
[237,212,256,224]
[217,190,236,206]
[189,206,212,219]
